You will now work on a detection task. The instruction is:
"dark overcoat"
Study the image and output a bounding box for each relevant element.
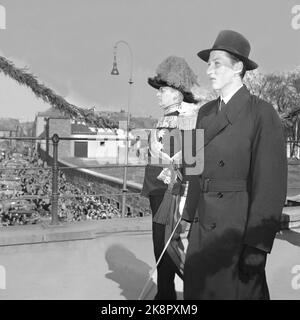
[183,86,287,300]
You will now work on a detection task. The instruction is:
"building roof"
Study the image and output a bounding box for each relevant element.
[37,107,69,119]
[71,123,96,135]
[71,123,117,136]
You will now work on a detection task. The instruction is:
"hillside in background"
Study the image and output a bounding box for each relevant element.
[0,118,34,137]
[96,109,157,129]
[0,118,19,131]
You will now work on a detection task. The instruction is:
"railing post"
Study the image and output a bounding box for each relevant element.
[45,118,50,158]
[121,134,128,218]
[51,134,60,224]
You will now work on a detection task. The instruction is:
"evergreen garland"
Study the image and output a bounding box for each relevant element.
[0,56,118,128]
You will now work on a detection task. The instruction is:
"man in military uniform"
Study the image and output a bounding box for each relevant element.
[141,56,199,300]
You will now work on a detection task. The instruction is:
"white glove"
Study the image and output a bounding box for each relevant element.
[171,151,182,166]
[149,130,172,164]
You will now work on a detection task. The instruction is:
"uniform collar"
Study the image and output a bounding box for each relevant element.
[162,103,181,116]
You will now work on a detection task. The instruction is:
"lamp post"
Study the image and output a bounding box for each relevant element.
[111,40,133,218]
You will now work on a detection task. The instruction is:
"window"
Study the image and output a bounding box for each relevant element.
[126,206,132,217]
[74,141,88,158]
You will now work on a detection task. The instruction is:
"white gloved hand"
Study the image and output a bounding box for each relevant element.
[149,130,172,164]
[171,151,182,166]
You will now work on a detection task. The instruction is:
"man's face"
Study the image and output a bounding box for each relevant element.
[156,86,181,108]
[206,50,236,91]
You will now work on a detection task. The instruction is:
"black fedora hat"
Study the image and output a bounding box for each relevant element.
[148,56,199,104]
[197,30,258,71]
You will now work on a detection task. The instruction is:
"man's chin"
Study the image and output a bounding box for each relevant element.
[211,82,220,90]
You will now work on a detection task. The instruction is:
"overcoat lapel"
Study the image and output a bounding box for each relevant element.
[199,86,251,147]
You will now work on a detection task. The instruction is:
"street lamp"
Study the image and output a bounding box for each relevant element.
[111,40,134,218]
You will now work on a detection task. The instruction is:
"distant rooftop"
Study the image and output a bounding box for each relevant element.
[71,122,117,135]
[71,123,95,135]
[0,118,19,131]
[37,107,69,119]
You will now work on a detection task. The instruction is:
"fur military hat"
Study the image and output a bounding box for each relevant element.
[148,56,199,104]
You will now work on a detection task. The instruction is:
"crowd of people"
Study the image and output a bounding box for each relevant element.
[0,148,124,226]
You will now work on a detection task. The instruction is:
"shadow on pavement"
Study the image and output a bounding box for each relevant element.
[105,244,156,300]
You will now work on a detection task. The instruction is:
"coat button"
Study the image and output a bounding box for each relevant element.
[209,223,217,230]
[217,192,223,198]
[218,160,225,167]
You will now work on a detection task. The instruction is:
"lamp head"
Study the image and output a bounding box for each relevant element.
[111,53,119,75]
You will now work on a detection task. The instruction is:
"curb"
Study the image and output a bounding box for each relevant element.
[281,206,300,229]
[0,207,299,247]
[0,216,152,247]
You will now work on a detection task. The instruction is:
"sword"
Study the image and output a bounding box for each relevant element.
[137,182,188,300]
[137,216,183,300]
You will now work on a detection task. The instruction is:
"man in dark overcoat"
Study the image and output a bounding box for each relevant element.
[182,30,287,300]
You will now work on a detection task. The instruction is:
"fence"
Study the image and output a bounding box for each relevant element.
[0,135,148,225]
[1,134,299,226]
[287,139,300,159]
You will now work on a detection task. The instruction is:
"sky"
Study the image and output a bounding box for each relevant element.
[0,0,299,121]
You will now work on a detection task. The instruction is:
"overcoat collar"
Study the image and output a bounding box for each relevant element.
[199,85,250,146]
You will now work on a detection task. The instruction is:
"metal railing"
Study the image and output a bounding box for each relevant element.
[1,134,299,225]
[0,134,147,224]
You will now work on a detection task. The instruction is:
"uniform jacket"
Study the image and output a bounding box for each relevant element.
[141,107,198,198]
[141,111,180,197]
[183,85,287,300]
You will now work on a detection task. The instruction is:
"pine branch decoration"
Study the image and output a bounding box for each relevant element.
[0,56,117,128]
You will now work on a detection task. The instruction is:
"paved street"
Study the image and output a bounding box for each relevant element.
[0,218,299,300]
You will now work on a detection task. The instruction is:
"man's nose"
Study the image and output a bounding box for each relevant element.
[206,64,213,75]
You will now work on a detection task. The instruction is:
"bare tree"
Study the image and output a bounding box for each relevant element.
[244,70,269,99]
[244,68,300,158]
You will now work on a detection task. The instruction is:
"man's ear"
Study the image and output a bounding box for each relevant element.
[172,91,179,102]
[233,61,243,75]
[174,90,183,103]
